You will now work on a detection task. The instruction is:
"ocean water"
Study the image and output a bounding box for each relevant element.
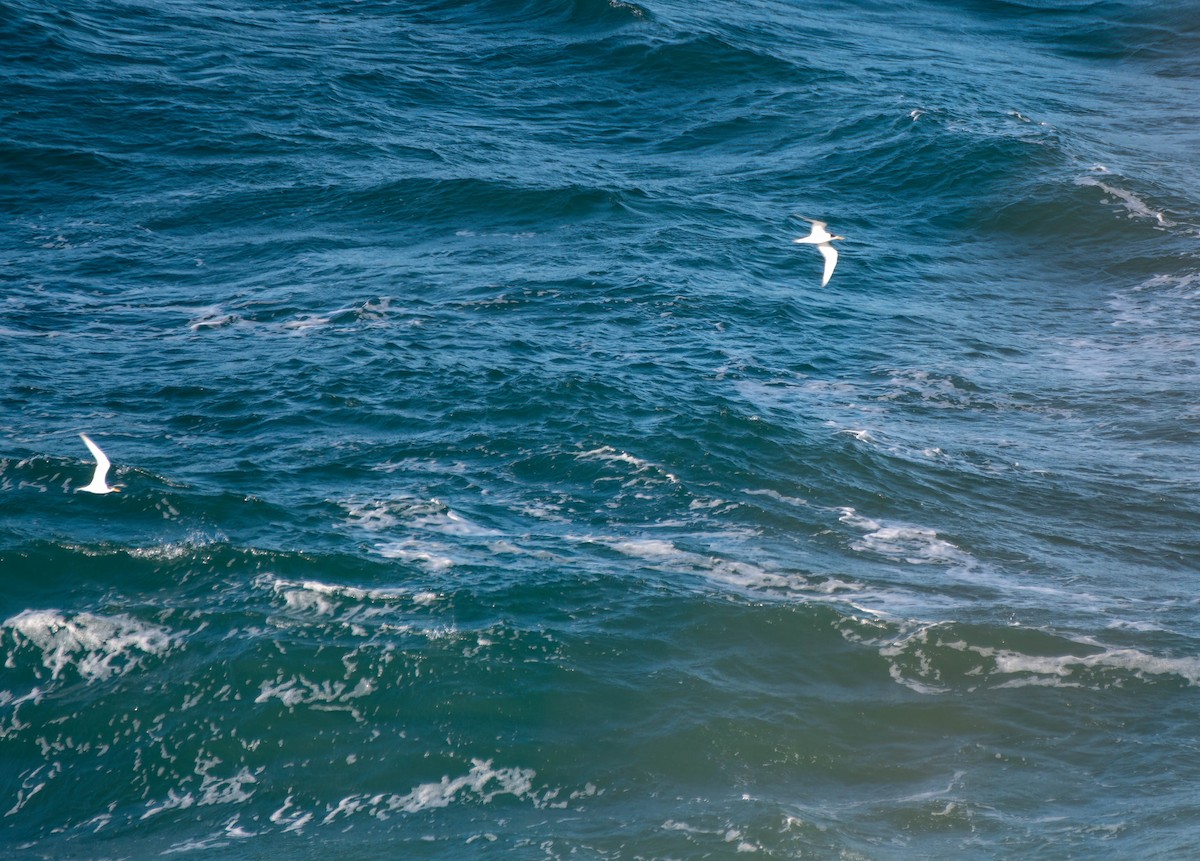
[2,0,1199,857]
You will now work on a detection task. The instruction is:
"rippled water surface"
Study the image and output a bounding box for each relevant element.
[3,0,1199,857]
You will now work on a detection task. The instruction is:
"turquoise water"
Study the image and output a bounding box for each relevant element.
[3,0,1199,857]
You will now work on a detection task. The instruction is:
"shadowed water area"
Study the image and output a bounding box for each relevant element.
[2,0,1199,857]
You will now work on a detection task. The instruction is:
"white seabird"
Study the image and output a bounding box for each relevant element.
[793,218,845,287]
[78,433,121,494]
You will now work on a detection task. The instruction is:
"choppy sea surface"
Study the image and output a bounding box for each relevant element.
[3,0,1200,857]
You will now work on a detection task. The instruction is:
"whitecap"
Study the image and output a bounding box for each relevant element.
[878,622,1200,694]
[269,796,314,833]
[3,610,174,683]
[1075,176,1174,227]
[264,576,414,607]
[321,759,538,823]
[255,674,375,711]
[743,487,810,508]
[281,312,338,331]
[987,646,1200,688]
[341,496,499,539]
[576,445,679,485]
[339,500,400,532]
[578,533,846,601]
[187,306,240,331]
[373,539,457,570]
[838,508,973,566]
[259,576,441,633]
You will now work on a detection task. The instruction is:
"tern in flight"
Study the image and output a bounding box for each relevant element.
[793,218,845,287]
[77,433,121,494]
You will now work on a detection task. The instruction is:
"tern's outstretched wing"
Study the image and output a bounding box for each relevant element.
[80,433,111,485]
[817,243,839,287]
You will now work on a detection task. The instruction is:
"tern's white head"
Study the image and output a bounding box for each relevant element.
[77,433,121,494]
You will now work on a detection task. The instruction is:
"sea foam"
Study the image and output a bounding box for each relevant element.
[3,609,174,684]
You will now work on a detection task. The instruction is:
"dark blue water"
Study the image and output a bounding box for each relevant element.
[3,0,1200,857]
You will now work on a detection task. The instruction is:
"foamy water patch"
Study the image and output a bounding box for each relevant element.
[373,538,457,571]
[660,819,764,854]
[251,763,600,837]
[143,756,263,824]
[837,507,1112,619]
[876,368,993,411]
[339,495,507,568]
[411,506,500,538]
[0,453,81,494]
[339,499,402,532]
[186,305,242,331]
[1106,272,1200,355]
[2,610,175,684]
[1075,175,1174,227]
[281,311,342,332]
[255,673,376,715]
[187,297,394,336]
[322,759,538,823]
[744,487,811,509]
[589,535,783,592]
[342,496,500,539]
[259,575,445,634]
[576,445,680,487]
[839,508,974,567]
[876,622,1200,694]
[280,298,396,333]
[1132,271,1200,299]
[577,534,875,608]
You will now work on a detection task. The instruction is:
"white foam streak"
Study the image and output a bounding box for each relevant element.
[594,536,778,589]
[854,525,968,565]
[265,576,430,617]
[340,496,501,568]
[187,305,239,331]
[839,508,972,566]
[255,674,375,710]
[987,647,1200,687]
[270,796,313,833]
[1076,176,1173,226]
[577,445,679,485]
[579,534,867,605]
[142,789,196,820]
[744,488,810,508]
[879,623,1200,694]
[3,610,174,683]
[261,576,443,635]
[199,768,259,807]
[373,539,456,570]
[322,759,537,823]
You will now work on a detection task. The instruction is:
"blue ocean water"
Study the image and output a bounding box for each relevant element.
[2,0,1199,856]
